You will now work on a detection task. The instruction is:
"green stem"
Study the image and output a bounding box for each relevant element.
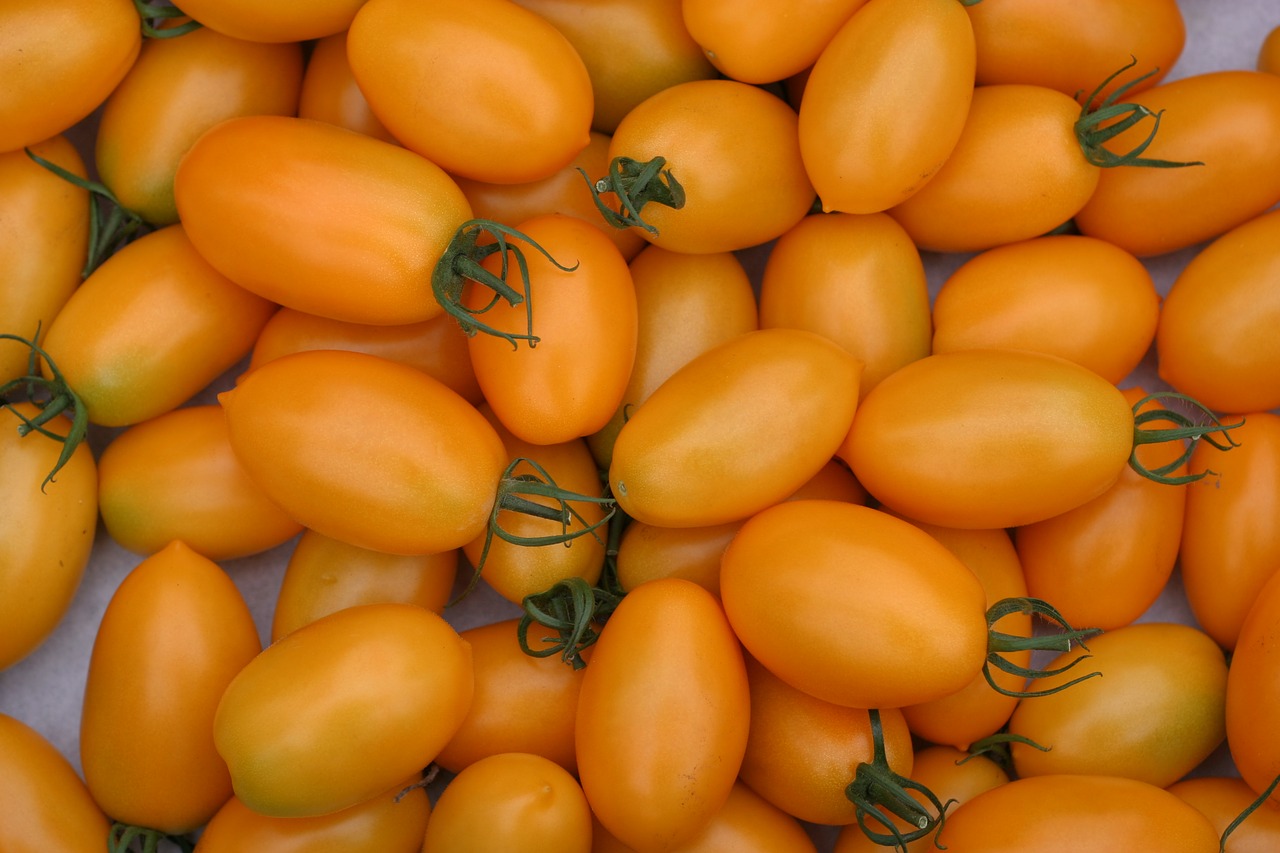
[131,0,202,37]
[1129,392,1243,485]
[518,576,622,670]
[0,331,89,491]
[108,823,195,853]
[579,156,685,235]
[1074,57,1204,169]
[984,597,1103,698]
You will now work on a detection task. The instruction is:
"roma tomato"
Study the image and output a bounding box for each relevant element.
[609,328,861,528]
[214,603,473,817]
[347,0,593,183]
[81,541,262,834]
[798,0,974,214]
[1168,777,1280,853]
[1226,565,1280,804]
[576,578,750,852]
[664,782,818,853]
[0,713,111,852]
[174,0,366,42]
[0,403,97,671]
[297,31,396,143]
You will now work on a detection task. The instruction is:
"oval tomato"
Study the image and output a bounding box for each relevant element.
[663,782,818,853]
[297,30,396,143]
[1225,562,1280,804]
[174,0,366,42]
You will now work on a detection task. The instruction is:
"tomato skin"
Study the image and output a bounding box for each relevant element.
[0,0,140,153]
[348,0,593,184]
[81,541,262,833]
[887,84,1100,253]
[465,214,638,445]
[1262,26,1280,75]
[0,713,111,852]
[1157,209,1280,414]
[932,235,1160,385]
[270,530,458,642]
[175,115,473,326]
[40,224,276,427]
[610,328,861,528]
[664,781,818,853]
[95,26,304,226]
[173,0,366,42]
[798,0,975,214]
[1226,566,1280,804]
[576,578,750,852]
[423,753,593,853]
[297,31,396,144]
[0,136,88,384]
[844,349,1135,529]
[219,349,509,556]
[1074,71,1280,257]
[720,501,988,709]
[0,404,97,671]
[214,603,474,818]
[1168,777,1280,853]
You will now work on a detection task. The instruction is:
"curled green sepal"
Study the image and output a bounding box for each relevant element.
[1074,57,1204,169]
[1129,391,1243,485]
[132,0,203,38]
[1219,771,1280,853]
[0,332,89,491]
[108,822,195,853]
[984,597,1103,699]
[431,218,577,350]
[961,731,1052,773]
[845,709,955,852]
[518,576,622,670]
[578,156,685,235]
[24,147,153,278]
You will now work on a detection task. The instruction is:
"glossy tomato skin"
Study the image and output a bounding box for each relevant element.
[219,349,509,555]
[174,0,366,42]
[0,0,140,153]
[40,224,276,427]
[1157,209,1280,414]
[1074,71,1280,257]
[175,115,473,325]
[844,349,1135,529]
[576,578,750,852]
[348,0,593,183]
[0,136,88,384]
[297,31,397,143]
[1168,776,1280,853]
[1226,565,1280,804]
[0,713,111,852]
[609,328,861,528]
[663,782,818,853]
[798,0,975,214]
[465,214,638,445]
[214,603,474,818]
[0,404,97,671]
[81,541,262,833]
[720,501,988,709]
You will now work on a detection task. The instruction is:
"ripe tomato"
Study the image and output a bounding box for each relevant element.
[665,782,818,853]
[297,31,397,144]
[1168,776,1280,853]
[173,0,367,42]
[576,578,750,851]
[81,541,262,833]
[1225,563,1280,805]
[1262,26,1280,75]
[347,0,593,184]
[214,603,474,817]
[798,0,975,214]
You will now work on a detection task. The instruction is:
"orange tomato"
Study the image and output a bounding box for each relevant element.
[664,782,818,853]
[297,30,397,143]
[174,0,367,42]
[1168,776,1280,853]
[1227,568,1280,806]
[1261,26,1280,75]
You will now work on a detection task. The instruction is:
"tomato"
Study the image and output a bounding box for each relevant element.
[1262,26,1280,75]
[843,349,1136,529]
[605,78,814,253]
[576,578,750,851]
[682,0,868,84]
[347,0,593,183]
[0,136,88,384]
[1008,622,1227,789]
[219,349,509,556]
[297,30,397,144]
[609,328,861,528]
[720,500,987,709]
[174,115,473,326]
[0,403,97,671]
[436,618,587,775]
[758,211,930,397]
[81,541,262,833]
[1074,71,1280,257]
[271,530,458,642]
[663,782,818,853]
[465,214,638,445]
[1156,209,1280,414]
[0,0,140,153]
[175,0,367,42]
[40,224,276,427]
[933,774,1220,852]
[798,0,975,214]
[214,603,473,817]
[738,654,914,826]
[97,405,303,561]
[1015,387,1186,631]
[0,713,111,852]
[423,753,593,853]
[931,235,1160,385]
[1168,777,1280,853]
[1181,413,1280,650]
[194,781,430,853]
[967,0,1184,102]
[1225,563,1280,805]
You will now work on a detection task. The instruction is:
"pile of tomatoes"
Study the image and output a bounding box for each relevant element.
[4,0,1280,851]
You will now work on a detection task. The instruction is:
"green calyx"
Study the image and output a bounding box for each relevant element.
[132,0,202,38]
[984,597,1103,698]
[1129,391,1243,485]
[1074,57,1203,169]
[431,218,577,350]
[108,822,194,853]
[0,331,89,491]
[579,156,685,235]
